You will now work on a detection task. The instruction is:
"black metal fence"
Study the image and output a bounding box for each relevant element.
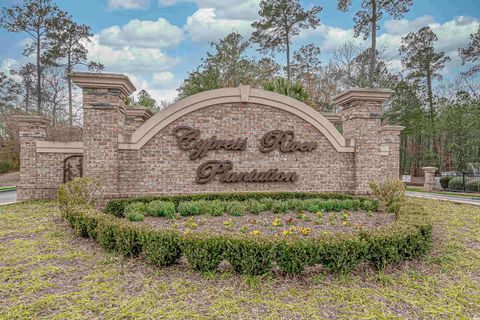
[438,172,480,193]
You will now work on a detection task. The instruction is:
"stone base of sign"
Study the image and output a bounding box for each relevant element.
[15,72,404,201]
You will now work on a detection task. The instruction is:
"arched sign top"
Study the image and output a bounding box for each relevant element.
[118,86,355,153]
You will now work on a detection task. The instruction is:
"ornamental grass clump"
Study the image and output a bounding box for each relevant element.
[369,179,406,214]
[127,212,144,222]
[57,177,101,211]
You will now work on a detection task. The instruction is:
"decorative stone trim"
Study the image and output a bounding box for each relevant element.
[36,141,83,154]
[12,115,50,126]
[69,72,136,99]
[125,106,153,121]
[333,88,394,107]
[119,86,355,153]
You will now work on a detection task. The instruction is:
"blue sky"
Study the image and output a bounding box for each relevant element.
[1,0,479,102]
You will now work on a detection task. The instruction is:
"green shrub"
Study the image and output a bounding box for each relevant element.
[127,212,144,222]
[448,177,464,191]
[352,199,362,211]
[440,176,452,189]
[198,200,225,216]
[113,222,143,257]
[141,229,182,266]
[181,234,225,272]
[104,191,374,217]
[125,202,147,216]
[96,218,119,253]
[314,236,369,274]
[146,200,176,218]
[225,201,247,216]
[361,199,378,212]
[178,201,201,216]
[369,179,406,214]
[0,160,11,174]
[246,200,267,214]
[258,197,274,210]
[276,239,310,274]
[57,177,101,211]
[305,199,320,213]
[465,180,480,192]
[271,200,289,214]
[286,198,304,212]
[224,236,276,275]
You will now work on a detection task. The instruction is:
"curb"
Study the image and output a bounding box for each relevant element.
[407,193,480,206]
[0,201,16,206]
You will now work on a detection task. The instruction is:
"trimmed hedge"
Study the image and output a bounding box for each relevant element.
[110,194,379,220]
[63,200,431,276]
[105,191,378,217]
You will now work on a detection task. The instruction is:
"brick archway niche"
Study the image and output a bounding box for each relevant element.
[14,72,403,201]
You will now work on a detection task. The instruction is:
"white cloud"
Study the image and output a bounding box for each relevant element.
[108,0,150,10]
[152,71,175,85]
[384,15,436,35]
[160,0,259,20]
[127,73,179,102]
[98,18,184,49]
[84,36,179,74]
[184,8,253,42]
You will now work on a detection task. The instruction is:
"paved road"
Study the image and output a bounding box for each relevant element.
[0,190,16,205]
[407,191,480,206]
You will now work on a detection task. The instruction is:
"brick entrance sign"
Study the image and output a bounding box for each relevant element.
[14,72,404,201]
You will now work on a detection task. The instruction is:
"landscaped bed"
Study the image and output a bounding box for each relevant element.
[142,209,396,238]
[1,199,479,318]
[58,186,432,276]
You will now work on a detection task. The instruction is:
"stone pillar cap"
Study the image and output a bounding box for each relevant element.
[422,166,438,172]
[12,115,50,126]
[333,88,394,106]
[125,106,153,121]
[380,125,405,132]
[69,72,136,99]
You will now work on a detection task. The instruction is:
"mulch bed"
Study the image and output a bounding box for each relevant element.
[142,210,396,238]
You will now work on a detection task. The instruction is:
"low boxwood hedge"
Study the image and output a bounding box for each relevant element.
[119,195,379,219]
[63,200,431,276]
[105,191,377,217]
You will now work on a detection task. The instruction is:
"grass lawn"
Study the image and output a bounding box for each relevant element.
[1,200,479,319]
[407,186,480,199]
[0,186,16,192]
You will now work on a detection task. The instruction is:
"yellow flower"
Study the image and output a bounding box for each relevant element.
[300,227,311,236]
[250,230,261,235]
[183,228,190,235]
[272,218,283,227]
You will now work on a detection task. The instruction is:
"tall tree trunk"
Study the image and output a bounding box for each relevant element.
[25,82,30,113]
[286,32,290,85]
[427,68,435,153]
[369,0,377,87]
[67,52,73,126]
[36,31,42,114]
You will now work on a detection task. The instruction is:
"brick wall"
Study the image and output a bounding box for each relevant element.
[117,103,355,197]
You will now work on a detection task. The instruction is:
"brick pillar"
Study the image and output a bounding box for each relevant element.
[380,125,404,180]
[422,167,437,191]
[13,115,50,200]
[334,88,394,194]
[69,72,136,197]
